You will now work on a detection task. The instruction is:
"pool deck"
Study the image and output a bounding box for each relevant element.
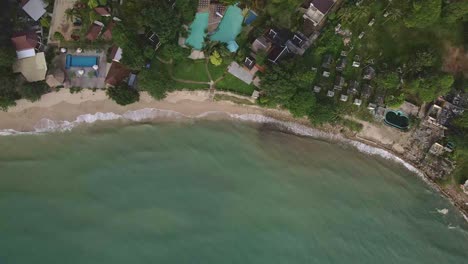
[65,50,108,89]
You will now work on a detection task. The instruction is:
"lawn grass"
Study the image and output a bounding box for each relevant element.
[172,59,210,82]
[216,74,255,96]
[207,59,230,80]
[172,81,210,90]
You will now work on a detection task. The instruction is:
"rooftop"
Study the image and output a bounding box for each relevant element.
[13,52,47,82]
[22,0,47,21]
[105,62,131,86]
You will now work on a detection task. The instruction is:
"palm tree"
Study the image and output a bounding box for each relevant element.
[65,8,75,22]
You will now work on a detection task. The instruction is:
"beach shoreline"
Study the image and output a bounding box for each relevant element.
[1,89,467,221]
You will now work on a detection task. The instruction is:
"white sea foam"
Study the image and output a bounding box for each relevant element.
[0,109,426,179]
[1,108,466,220]
[437,208,449,215]
[0,109,436,179]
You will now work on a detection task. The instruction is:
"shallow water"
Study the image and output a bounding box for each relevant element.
[0,121,467,263]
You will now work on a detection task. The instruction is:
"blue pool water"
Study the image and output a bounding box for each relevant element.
[210,6,243,44]
[185,12,209,50]
[66,55,99,69]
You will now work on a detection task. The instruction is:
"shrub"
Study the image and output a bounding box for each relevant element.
[53,32,65,41]
[106,83,140,105]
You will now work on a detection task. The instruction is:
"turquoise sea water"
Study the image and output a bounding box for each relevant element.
[0,121,467,263]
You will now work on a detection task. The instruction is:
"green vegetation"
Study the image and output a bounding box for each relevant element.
[17,81,49,102]
[209,51,223,66]
[340,119,364,132]
[216,74,255,95]
[106,83,140,105]
[138,62,175,99]
[172,59,210,82]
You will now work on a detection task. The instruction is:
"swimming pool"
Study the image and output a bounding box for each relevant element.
[185,12,209,50]
[65,54,99,69]
[210,6,243,50]
[384,110,409,130]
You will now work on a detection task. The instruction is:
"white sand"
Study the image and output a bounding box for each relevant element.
[0,89,292,132]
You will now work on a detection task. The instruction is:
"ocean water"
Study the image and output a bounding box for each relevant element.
[0,120,467,263]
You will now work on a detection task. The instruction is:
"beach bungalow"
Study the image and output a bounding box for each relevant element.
[299,0,335,26]
[313,85,321,93]
[336,57,347,72]
[321,54,333,69]
[348,80,359,95]
[94,7,111,17]
[361,84,373,99]
[363,66,376,80]
[11,32,38,59]
[102,21,116,41]
[340,94,348,102]
[105,62,131,87]
[146,31,161,51]
[86,22,104,41]
[21,0,47,21]
[244,56,256,70]
[264,29,292,64]
[13,52,47,82]
[334,75,345,91]
[109,46,122,62]
[327,90,335,97]
[354,99,362,106]
[251,36,271,53]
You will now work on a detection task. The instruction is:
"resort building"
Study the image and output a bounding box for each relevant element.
[105,62,131,87]
[11,32,38,59]
[13,52,47,82]
[21,0,47,21]
[300,0,335,26]
[94,7,111,17]
[86,22,104,41]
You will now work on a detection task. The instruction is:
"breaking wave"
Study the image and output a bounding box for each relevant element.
[0,108,428,181]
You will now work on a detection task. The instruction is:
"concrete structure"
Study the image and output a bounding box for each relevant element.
[21,0,47,21]
[300,0,335,26]
[13,52,47,82]
[11,32,38,59]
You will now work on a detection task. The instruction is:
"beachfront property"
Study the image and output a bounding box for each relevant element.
[21,0,47,21]
[105,62,131,87]
[86,21,104,41]
[61,49,108,89]
[226,56,261,85]
[13,52,47,82]
[186,3,244,52]
[299,0,336,27]
[11,31,47,82]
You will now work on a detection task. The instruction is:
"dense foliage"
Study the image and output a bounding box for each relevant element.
[106,83,140,105]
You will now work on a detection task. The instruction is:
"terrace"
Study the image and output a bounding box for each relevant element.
[63,49,108,88]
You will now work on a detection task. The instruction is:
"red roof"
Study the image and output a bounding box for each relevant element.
[105,62,131,86]
[86,23,103,41]
[313,0,334,13]
[102,21,115,40]
[11,32,38,51]
[94,7,111,16]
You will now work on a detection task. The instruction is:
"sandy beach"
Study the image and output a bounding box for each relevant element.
[0,89,301,132]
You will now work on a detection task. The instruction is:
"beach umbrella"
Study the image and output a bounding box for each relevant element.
[76,48,83,53]
[77,69,84,76]
[92,65,99,70]
[60,47,67,53]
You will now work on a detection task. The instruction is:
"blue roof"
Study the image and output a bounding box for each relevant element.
[227,41,239,52]
[244,10,258,25]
